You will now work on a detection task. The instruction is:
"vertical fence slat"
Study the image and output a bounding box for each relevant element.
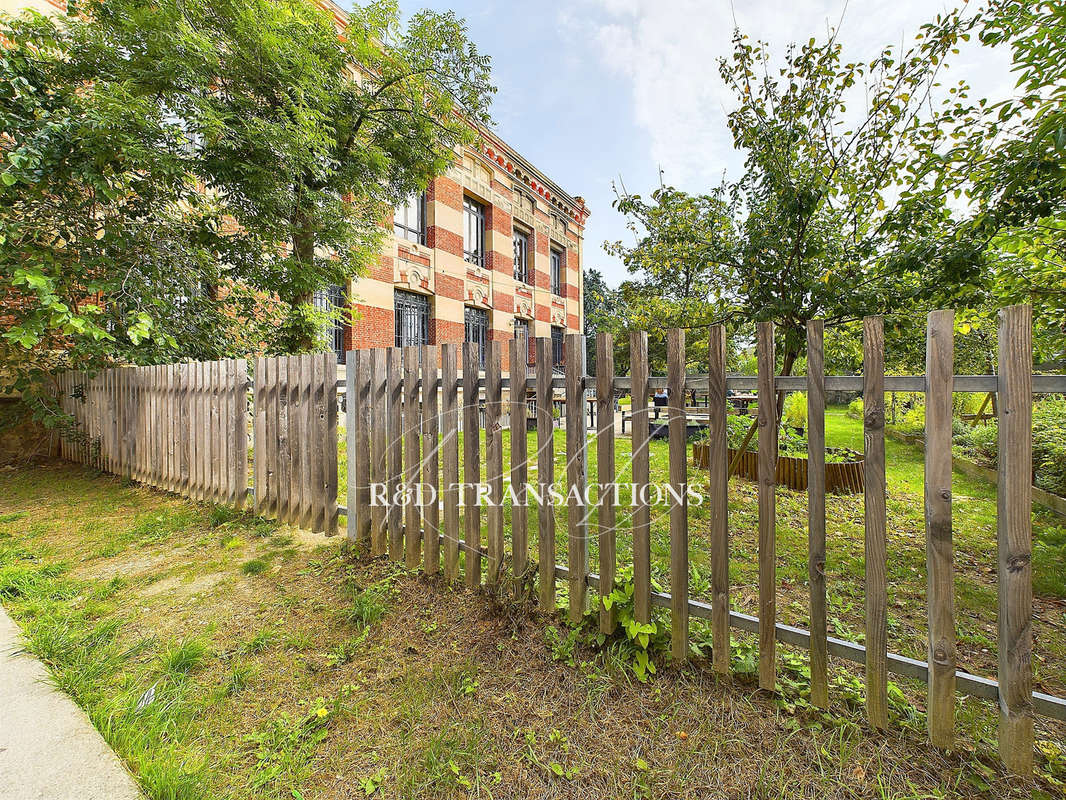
[356,350,373,549]
[925,309,955,748]
[807,320,828,708]
[596,333,616,634]
[708,325,730,673]
[667,328,688,660]
[486,340,504,588]
[462,341,482,588]
[757,321,777,691]
[323,352,338,535]
[300,354,315,530]
[864,315,888,729]
[279,357,293,522]
[509,336,528,596]
[212,361,223,500]
[310,354,324,531]
[221,362,232,501]
[219,361,231,503]
[566,334,588,625]
[254,359,266,513]
[346,350,358,543]
[387,348,403,558]
[535,337,555,611]
[284,356,297,524]
[630,330,651,625]
[273,357,287,519]
[997,303,1034,775]
[199,361,209,500]
[162,366,170,491]
[441,344,460,579]
[422,345,440,575]
[404,346,422,566]
[194,363,203,498]
[235,359,249,510]
[311,354,327,533]
[371,348,389,557]
[179,364,190,496]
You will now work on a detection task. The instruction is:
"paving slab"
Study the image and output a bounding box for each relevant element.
[0,605,143,800]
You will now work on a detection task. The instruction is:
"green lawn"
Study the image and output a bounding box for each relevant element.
[2,463,1064,798]
[341,405,1066,700]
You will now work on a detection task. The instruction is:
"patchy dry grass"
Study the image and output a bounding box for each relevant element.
[0,461,1064,799]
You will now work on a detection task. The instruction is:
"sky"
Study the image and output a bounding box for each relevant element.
[380,0,1015,287]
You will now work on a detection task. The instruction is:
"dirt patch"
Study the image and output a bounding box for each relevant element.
[138,571,229,598]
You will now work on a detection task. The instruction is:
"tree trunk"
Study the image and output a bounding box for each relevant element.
[776,346,799,425]
[291,209,316,352]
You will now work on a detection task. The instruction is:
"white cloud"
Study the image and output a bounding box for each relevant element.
[562,0,1014,192]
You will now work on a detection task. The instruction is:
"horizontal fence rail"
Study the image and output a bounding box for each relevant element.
[51,303,1065,778]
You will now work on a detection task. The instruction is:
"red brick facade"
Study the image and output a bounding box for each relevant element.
[350,304,394,349]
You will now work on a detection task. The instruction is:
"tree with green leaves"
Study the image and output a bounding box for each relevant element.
[609,9,991,406]
[1,0,494,407]
[582,267,622,372]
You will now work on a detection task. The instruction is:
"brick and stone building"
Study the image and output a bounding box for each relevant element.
[331,134,587,370]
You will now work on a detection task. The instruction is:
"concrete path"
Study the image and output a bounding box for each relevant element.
[0,605,143,800]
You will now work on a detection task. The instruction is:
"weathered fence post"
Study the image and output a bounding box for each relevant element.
[596,333,617,634]
[565,333,588,624]
[536,337,555,610]
[864,315,888,729]
[925,309,956,748]
[757,322,777,690]
[667,328,689,661]
[510,335,529,597]
[708,325,730,673]
[807,320,828,708]
[422,345,440,575]
[441,344,460,580]
[997,303,1034,775]
[630,330,651,625]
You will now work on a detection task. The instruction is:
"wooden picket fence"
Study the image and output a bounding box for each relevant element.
[52,304,1066,777]
[56,360,248,505]
[252,353,339,534]
[341,305,1066,777]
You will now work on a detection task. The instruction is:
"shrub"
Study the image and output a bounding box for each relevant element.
[954,421,999,468]
[846,397,864,420]
[896,406,926,436]
[1033,400,1066,497]
[781,393,807,431]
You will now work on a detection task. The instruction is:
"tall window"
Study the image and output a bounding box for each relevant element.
[550,249,563,296]
[512,229,530,284]
[463,197,485,267]
[312,284,346,363]
[465,306,488,367]
[513,318,529,342]
[551,325,564,366]
[394,193,425,244]
[394,290,429,348]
